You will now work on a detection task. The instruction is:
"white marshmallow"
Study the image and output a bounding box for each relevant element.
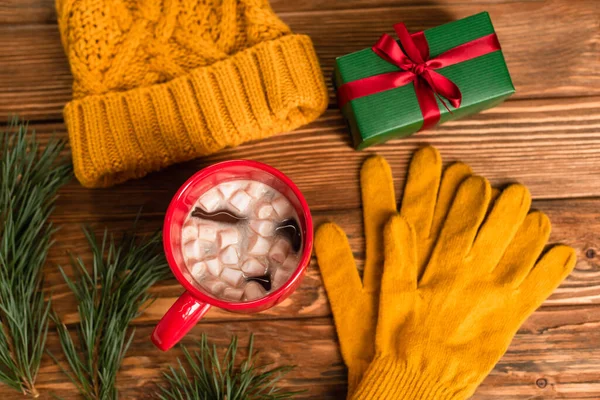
[229,190,252,214]
[183,240,207,261]
[198,224,217,242]
[221,267,244,286]
[205,257,221,276]
[241,258,266,277]
[220,245,239,265]
[222,287,245,301]
[272,195,293,218]
[249,219,275,237]
[269,238,290,264]
[248,235,271,256]
[198,188,222,212]
[181,223,199,243]
[190,261,207,279]
[201,276,226,295]
[273,267,292,289]
[244,281,266,301]
[282,255,298,271]
[218,228,239,249]
[256,203,274,219]
[246,181,266,198]
[218,182,241,200]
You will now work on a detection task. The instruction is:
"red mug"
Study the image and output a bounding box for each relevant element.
[151,160,313,351]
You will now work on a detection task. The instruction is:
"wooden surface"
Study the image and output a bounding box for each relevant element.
[1,0,599,398]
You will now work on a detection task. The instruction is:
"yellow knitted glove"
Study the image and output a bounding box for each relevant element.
[314,147,473,396]
[352,177,577,400]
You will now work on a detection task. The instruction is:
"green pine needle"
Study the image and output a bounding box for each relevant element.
[50,225,170,400]
[0,118,71,397]
[158,334,302,400]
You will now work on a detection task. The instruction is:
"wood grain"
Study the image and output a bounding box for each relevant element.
[26,96,600,212]
[42,196,600,327]
[2,307,599,399]
[0,0,598,120]
[0,0,547,24]
[1,0,599,397]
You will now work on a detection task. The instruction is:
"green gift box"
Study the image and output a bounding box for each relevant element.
[334,12,515,149]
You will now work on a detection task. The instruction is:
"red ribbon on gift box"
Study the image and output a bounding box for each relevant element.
[337,23,502,130]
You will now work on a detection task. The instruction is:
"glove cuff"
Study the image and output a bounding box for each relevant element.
[346,359,371,399]
[352,356,456,400]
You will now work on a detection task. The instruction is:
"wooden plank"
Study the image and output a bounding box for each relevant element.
[0,0,546,24]
[0,0,598,120]
[0,0,55,24]
[25,96,600,208]
[3,306,600,399]
[44,196,600,326]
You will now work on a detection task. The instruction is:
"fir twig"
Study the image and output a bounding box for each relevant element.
[0,118,71,397]
[158,334,302,400]
[50,226,170,400]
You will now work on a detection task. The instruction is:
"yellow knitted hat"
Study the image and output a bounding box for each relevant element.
[56,0,328,188]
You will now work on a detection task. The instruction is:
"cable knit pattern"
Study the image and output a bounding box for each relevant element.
[56,0,328,187]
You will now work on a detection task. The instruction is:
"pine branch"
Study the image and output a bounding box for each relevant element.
[50,226,170,400]
[0,118,71,397]
[158,334,302,400]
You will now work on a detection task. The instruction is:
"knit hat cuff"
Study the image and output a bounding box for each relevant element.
[352,356,458,400]
[63,34,328,188]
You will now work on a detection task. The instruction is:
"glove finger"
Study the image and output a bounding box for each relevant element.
[428,162,473,240]
[315,223,375,374]
[470,184,531,271]
[361,156,397,291]
[400,146,442,239]
[315,223,364,305]
[382,214,418,293]
[377,215,417,346]
[515,245,576,314]
[493,211,551,287]
[489,187,501,211]
[423,176,491,282]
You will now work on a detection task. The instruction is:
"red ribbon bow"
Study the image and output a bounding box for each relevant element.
[337,23,501,130]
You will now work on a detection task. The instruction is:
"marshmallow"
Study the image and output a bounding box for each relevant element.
[220,267,244,286]
[222,287,245,301]
[220,245,239,265]
[201,276,227,295]
[248,235,271,256]
[218,182,241,200]
[269,238,290,264]
[241,258,267,277]
[181,223,199,243]
[198,188,222,212]
[282,255,298,271]
[246,181,266,198]
[256,203,274,219]
[198,224,217,242]
[272,195,293,218]
[273,267,292,289]
[218,228,239,249]
[183,240,209,261]
[190,261,207,279]
[249,219,275,237]
[244,281,266,301]
[205,257,221,276]
[229,190,252,214]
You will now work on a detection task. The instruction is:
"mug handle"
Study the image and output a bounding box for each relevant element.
[151,291,211,351]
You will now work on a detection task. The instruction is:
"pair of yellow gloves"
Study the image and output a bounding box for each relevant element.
[315,146,576,399]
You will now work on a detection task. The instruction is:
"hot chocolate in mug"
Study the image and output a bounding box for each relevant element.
[151,160,313,351]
